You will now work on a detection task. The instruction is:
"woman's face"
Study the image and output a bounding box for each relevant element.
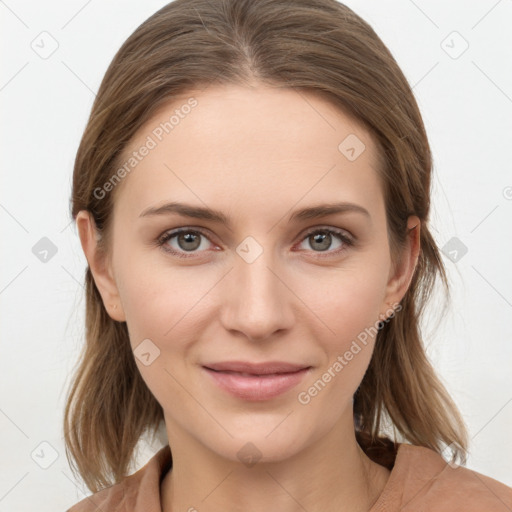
[79,84,418,463]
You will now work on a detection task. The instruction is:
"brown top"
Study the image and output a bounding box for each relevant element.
[67,443,512,511]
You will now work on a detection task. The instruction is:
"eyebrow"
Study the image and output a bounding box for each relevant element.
[138,201,371,227]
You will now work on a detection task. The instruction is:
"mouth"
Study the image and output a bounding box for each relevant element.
[202,361,312,401]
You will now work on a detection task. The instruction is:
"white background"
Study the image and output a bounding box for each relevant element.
[1,0,511,510]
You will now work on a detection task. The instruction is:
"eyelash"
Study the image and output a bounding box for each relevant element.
[156,226,354,259]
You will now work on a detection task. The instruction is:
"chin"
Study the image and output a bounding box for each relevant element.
[196,418,318,467]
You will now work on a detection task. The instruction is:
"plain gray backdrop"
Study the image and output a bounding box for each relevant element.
[1,0,511,510]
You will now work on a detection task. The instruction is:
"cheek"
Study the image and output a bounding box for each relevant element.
[119,276,168,343]
[114,249,207,342]
[295,254,390,401]
[117,244,390,347]
[295,269,388,418]
[306,260,390,342]
[115,256,205,404]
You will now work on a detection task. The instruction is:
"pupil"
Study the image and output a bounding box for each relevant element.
[312,232,330,251]
[179,232,200,251]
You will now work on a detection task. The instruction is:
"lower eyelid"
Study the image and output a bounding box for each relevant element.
[296,229,353,253]
[158,227,353,256]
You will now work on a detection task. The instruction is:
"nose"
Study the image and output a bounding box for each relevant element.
[219,247,295,342]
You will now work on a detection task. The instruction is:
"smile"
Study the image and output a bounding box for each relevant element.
[202,361,312,401]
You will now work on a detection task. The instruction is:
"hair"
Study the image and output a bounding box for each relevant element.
[64,0,469,493]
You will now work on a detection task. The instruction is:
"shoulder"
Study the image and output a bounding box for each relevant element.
[388,443,512,511]
[66,481,126,512]
[65,445,172,512]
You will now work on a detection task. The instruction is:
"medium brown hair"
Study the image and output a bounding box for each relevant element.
[64,0,469,493]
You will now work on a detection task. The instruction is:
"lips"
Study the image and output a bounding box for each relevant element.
[202,361,311,401]
[204,361,309,375]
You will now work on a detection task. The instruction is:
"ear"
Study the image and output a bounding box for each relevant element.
[75,210,126,322]
[381,215,421,317]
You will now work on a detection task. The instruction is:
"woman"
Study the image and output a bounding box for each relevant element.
[64,0,512,510]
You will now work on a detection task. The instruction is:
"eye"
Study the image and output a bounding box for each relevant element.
[294,227,354,257]
[156,226,354,259]
[157,228,217,258]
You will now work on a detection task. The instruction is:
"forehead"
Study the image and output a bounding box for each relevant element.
[111,84,384,223]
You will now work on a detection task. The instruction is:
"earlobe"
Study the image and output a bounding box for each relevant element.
[75,210,126,322]
[381,216,421,316]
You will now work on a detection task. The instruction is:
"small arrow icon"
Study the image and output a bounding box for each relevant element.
[32,237,58,263]
[31,441,59,469]
[441,236,468,263]
[440,31,469,60]
[134,339,160,366]
[236,236,263,264]
[338,134,365,161]
[237,442,262,467]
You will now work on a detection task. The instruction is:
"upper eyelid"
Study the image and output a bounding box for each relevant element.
[159,224,354,248]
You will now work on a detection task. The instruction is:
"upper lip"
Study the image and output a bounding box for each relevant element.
[203,361,310,375]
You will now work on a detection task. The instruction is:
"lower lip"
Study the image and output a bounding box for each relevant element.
[203,367,310,401]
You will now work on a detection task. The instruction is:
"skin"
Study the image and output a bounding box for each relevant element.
[77,83,420,512]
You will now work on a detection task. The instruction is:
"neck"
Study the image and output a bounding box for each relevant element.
[161,421,390,512]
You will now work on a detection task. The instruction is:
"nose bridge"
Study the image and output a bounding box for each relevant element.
[221,235,293,339]
[235,236,283,307]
